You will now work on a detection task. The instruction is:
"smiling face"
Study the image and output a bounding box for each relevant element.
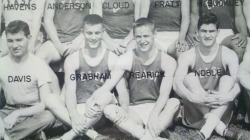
[198,23,218,48]
[83,23,103,49]
[134,25,154,52]
[6,31,29,58]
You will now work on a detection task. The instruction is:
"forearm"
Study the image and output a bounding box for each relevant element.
[44,20,62,50]
[179,19,190,40]
[235,16,248,36]
[65,93,78,118]
[179,0,190,40]
[122,30,134,47]
[29,17,42,49]
[14,103,45,117]
[174,81,194,101]
[102,70,124,92]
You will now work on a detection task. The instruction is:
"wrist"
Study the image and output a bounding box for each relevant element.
[13,110,21,117]
[69,110,79,119]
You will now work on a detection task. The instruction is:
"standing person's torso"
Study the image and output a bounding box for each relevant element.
[102,0,134,39]
[125,50,164,105]
[0,54,52,105]
[148,0,181,32]
[75,49,111,104]
[3,0,35,29]
[199,0,235,29]
[53,0,90,43]
[190,46,229,91]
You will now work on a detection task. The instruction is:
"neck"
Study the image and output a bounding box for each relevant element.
[10,52,29,64]
[199,43,218,56]
[84,44,102,58]
[136,46,155,62]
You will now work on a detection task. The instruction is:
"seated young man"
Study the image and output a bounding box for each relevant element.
[174,13,244,140]
[141,0,190,59]
[92,18,180,140]
[45,14,124,140]
[187,0,249,62]
[1,0,46,57]
[0,20,55,140]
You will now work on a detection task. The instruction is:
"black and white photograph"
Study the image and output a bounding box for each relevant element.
[0,0,250,139]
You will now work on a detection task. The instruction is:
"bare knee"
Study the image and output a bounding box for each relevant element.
[103,104,124,123]
[166,98,180,112]
[220,75,234,84]
[34,111,56,128]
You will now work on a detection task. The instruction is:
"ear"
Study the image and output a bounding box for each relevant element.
[27,35,32,39]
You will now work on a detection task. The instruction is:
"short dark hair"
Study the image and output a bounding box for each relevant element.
[5,20,30,37]
[83,14,103,26]
[133,18,155,35]
[198,13,219,30]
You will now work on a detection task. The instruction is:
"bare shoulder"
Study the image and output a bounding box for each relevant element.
[116,51,133,71]
[108,51,119,70]
[161,52,177,73]
[178,47,196,62]
[161,52,176,67]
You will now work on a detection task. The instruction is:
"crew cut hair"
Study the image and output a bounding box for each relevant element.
[83,14,103,26]
[133,18,155,35]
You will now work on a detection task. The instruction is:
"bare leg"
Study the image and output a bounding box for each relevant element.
[104,104,145,139]
[200,76,234,139]
[46,91,114,140]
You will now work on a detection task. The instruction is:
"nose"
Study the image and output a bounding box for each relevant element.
[204,32,211,38]
[12,41,19,48]
[90,34,97,40]
[140,37,146,43]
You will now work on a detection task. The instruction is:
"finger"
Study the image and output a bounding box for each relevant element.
[148,126,155,138]
[232,34,239,40]
[241,40,247,48]
[239,40,247,48]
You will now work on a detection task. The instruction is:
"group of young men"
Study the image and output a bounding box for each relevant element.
[1,0,250,140]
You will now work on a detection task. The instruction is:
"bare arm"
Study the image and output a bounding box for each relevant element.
[140,0,150,18]
[243,0,250,32]
[44,0,63,55]
[239,51,250,90]
[119,0,141,48]
[108,52,130,112]
[28,0,46,53]
[220,47,240,100]
[99,52,133,92]
[151,54,177,115]
[235,0,248,36]
[187,0,199,45]
[64,53,79,118]
[173,50,202,102]
[179,0,190,41]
